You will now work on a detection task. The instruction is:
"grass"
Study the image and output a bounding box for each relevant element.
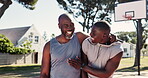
[0,64,41,78]
[0,56,148,78]
[116,56,148,72]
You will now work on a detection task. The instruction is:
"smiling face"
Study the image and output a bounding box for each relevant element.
[90,21,111,44]
[58,14,75,39]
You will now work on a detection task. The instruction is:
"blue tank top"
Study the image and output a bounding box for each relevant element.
[50,34,81,78]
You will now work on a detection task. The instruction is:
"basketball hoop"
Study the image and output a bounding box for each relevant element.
[123,15,133,20]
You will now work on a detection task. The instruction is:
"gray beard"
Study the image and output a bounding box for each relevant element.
[65,34,74,39]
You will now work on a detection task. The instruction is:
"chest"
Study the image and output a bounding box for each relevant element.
[50,41,81,61]
[87,45,112,64]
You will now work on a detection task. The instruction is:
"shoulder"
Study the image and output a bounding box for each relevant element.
[43,41,50,53]
[82,37,91,49]
[109,43,123,54]
[110,42,123,50]
[82,37,91,45]
[76,32,88,38]
[44,41,50,48]
[45,41,50,46]
[110,52,123,62]
[75,32,88,44]
[100,42,121,48]
[108,42,123,59]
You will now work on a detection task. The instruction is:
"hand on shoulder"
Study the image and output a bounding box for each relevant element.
[76,32,88,44]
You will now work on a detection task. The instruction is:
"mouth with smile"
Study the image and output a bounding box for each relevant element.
[65,30,74,39]
[90,37,96,43]
[67,31,72,35]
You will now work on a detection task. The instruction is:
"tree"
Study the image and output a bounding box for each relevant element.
[133,20,148,67]
[20,40,33,50]
[115,31,137,44]
[57,0,148,67]
[115,21,148,66]
[42,31,49,42]
[0,34,14,53]
[0,34,34,54]
[51,33,55,39]
[0,0,38,19]
[0,0,12,19]
[118,0,138,3]
[142,22,148,45]
[57,0,116,33]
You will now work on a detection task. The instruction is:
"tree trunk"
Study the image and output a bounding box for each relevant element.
[83,26,85,32]
[87,28,89,33]
[0,0,12,19]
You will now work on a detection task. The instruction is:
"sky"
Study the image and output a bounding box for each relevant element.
[1,0,146,43]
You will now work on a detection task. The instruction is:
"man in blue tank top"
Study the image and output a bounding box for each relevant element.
[40,14,88,78]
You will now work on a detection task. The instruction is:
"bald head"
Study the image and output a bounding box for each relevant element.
[58,14,71,22]
[58,14,75,39]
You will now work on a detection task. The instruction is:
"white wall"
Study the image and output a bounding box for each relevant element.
[17,26,46,64]
[121,42,135,57]
[0,53,34,65]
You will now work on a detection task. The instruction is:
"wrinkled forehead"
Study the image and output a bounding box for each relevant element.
[59,19,72,26]
[59,17,71,22]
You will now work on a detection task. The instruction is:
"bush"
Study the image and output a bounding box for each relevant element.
[0,34,34,54]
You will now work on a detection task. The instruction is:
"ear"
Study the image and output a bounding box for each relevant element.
[71,22,75,29]
[58,23,61,29]
[72,22,74,26]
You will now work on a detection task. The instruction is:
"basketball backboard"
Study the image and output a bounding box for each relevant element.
[114,0,147,21]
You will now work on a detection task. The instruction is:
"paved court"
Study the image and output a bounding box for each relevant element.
[114,71,148,78]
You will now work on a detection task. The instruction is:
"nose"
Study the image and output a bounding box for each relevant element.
[90,32,93,38]
[67,25,72,29]
[67,23,74,29]
[103,33,110,38]
[103,35,107,38]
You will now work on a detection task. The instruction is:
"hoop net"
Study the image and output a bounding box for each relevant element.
[122,15,133,20]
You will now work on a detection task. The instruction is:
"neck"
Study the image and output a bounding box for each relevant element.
[56,35,71,44]
[102,41,111,45]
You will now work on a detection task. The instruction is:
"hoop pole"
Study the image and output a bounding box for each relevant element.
[136,19,142,75]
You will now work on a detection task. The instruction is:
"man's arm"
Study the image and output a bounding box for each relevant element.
[82,52,123,78]
[76,32,117,45]
[76,32,88,78]
[40,42,51,78]
[81,52,88,78]
[76,32,88,45]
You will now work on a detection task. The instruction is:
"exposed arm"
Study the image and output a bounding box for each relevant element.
[76,32,88,45]
[81,52,88,78]
[82,52,123,78]
[67,50,88,78]
[40,42,51,78]
[76,32,88,78]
